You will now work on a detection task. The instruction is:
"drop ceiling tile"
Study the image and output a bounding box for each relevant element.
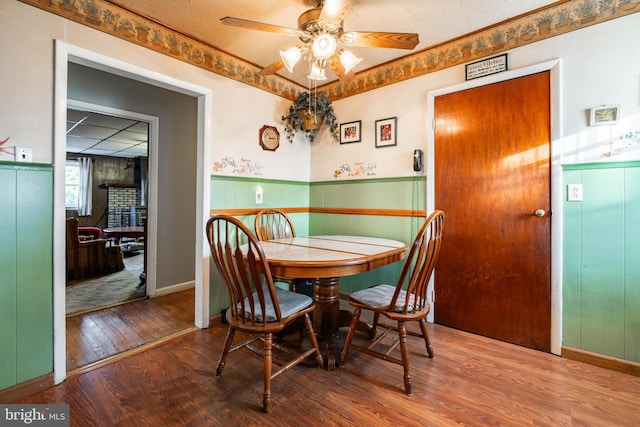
[120,146,149,157]
[108,130,148,144]
[68,123,119,139]
[66,135,101,149]
[128,122,149,134]
[92,140,133,151]
[67,110,89,122]
[82,113,138,129]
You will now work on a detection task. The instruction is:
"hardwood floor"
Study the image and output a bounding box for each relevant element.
[19,301,640,426]
[66,288,195,372]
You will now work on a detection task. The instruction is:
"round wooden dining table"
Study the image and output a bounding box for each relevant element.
[257,235,408,370]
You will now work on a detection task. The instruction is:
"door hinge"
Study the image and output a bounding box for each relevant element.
[431,290,435,302]
[432,118,436,131]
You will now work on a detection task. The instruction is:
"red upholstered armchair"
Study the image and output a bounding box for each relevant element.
[66,218,124,281]
[78,226,102,240]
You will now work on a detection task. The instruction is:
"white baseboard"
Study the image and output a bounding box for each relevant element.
[153,280,195,297]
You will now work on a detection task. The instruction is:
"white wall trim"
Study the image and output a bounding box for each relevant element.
[426,58,563,355]
[53,40,212,385]
[154,281,195,297]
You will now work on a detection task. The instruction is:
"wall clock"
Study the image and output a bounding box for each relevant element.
[259,125,280,151]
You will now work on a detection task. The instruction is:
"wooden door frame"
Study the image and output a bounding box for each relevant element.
[426,59,563,355]
[53,41,212,384]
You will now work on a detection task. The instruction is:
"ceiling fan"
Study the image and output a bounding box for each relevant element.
[220,0,419,82]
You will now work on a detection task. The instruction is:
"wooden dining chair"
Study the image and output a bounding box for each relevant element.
[339,210,445,396]
[254,208,298,292]
[206,214,323,413]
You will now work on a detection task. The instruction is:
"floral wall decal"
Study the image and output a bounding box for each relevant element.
[213,156,264,176]
[601,130,640,158]
[334,162,377,178]
[0,136,13,158]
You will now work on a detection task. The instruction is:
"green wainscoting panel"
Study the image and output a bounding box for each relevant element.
[310,177,424,210]
[310,177,425,294]
[16,167,53,382]
[211,176,309,209]
[580,168,625,357]
[0,167,18,390]
[624,167,640,362]
[562,170,582,349]
[562,161,640,363]
[209,175,311,313]
[0,162,53,390]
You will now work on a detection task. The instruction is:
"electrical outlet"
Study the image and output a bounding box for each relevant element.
[14,146,32,162]
[567,184,582,201]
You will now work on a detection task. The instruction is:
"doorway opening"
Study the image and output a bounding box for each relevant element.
[64,107,150,317]
[54,40,212,384]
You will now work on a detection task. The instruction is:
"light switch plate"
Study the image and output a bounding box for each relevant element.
[14,146,32,162]
[255,188,263,204]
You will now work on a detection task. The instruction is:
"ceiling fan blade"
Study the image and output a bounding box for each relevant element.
[319,0,353,26]
[343,31,419,50]
[220,17,302,36]
[259,58,284,76]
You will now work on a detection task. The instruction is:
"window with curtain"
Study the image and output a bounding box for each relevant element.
[65,160,79,209]
[77,157,93,216]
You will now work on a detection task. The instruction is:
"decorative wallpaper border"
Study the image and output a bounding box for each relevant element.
[20,0,640,101]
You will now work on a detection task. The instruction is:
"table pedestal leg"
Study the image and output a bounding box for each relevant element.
[313,277,339,370]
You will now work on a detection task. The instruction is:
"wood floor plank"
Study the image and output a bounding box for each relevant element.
[40,307,640,426]
[66,288,195,372]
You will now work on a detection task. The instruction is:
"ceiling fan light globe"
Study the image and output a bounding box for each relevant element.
[340,50,362,73]
[280,47,302,73]
[308,63,327,81]
[312,33,337,60]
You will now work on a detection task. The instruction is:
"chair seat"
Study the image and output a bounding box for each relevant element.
[239,287,313,322]
[351,284,416,312]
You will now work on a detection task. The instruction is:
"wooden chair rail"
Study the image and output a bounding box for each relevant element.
[210,207,426,217]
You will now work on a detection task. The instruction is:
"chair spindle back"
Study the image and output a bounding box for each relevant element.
[390,210,445,314]
[206,215,282,325]
[254,209,296,241]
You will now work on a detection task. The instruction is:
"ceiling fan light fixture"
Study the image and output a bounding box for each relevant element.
[308,62,327,81]
[311,33,337,60]
[339,49,362,73]
[280,46,302,73]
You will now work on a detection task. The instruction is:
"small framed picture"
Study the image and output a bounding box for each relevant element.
[340,120,361,144]
[375,117,397,148]
[589,105,620,126]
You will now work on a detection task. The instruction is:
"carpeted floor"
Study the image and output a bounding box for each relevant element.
[66,251,146,317]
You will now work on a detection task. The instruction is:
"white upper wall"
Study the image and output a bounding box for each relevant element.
[0,1,310,182]
[1,2,639,183]
[311,12,640,181]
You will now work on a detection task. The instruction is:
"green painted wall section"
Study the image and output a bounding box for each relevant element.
[309,177,426,294]
[0,162,53,389]
[209,175,425,300]
[209,176,312,313]
[563,161,640,363]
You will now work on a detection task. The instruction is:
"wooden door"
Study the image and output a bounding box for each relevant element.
[434,71,551,351]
